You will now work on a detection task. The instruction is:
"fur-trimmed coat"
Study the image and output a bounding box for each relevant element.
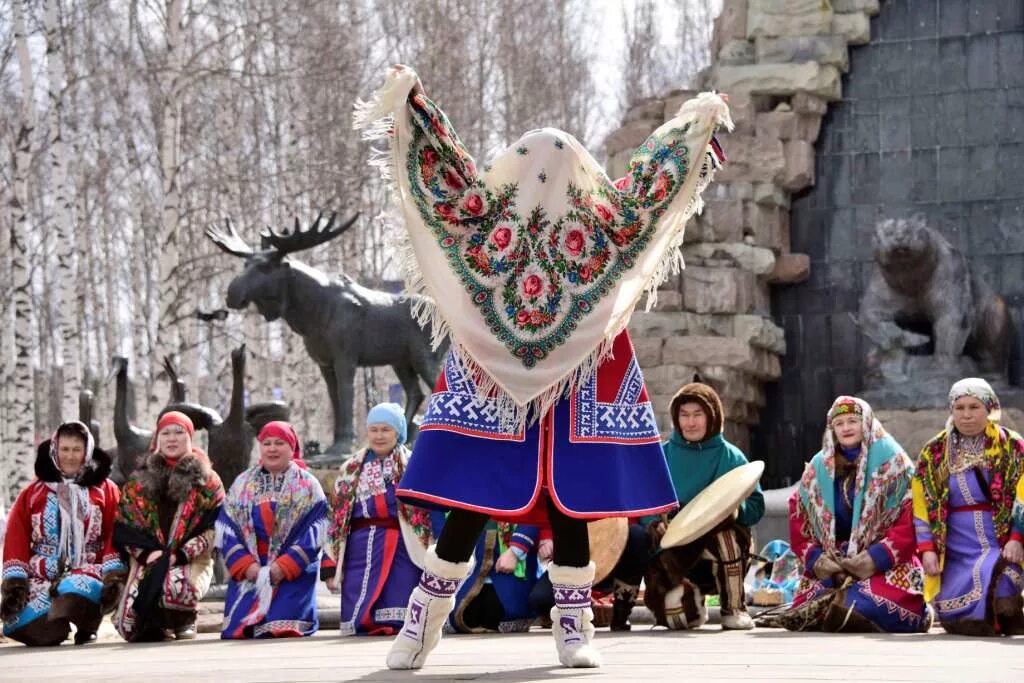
[112,449,223,641]
[1,440,122,633]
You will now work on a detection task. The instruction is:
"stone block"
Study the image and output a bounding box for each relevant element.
[723,91,757,135]
[681,267,756,314]
[755,36,849,71]
[756,110,798,140]
[642,363,699,396]
[791,92,828,115]
[708,180,754,202]
[832,12,871,46]
[663,90,696,122]
[832,0,879,14]
[701,199,745,235]
[747,0,833,38]
[745,203,788,252]
[649,289,683,312]
[767,252,811,283]
[719,39,755,66]
[631,337,664,367]
[682,242,776,275]
[733,315,787,354]
[778,139,816,191]
[662,336,754,369]
[624,98,666,123]
[750,136,787,182]
[719,0,749,42]
[753,182,791,208]
[796,113,823,142]
[713,63,842,101]
[606,149,633,181]
[628,311,713,339]
[605,119,656,156]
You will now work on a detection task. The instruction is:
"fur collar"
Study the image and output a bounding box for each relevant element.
[136,450,211,502]
[35,439,112,487]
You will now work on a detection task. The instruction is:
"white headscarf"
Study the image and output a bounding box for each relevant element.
[47,421,96,570]
[947,377,1001,422]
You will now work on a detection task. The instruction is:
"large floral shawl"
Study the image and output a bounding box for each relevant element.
[912,421,1024,600]
[354,65,731,430]
[324,446,431,570]
[796,397,913,556]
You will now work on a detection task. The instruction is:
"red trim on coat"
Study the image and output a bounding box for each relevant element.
[275,554,302,582]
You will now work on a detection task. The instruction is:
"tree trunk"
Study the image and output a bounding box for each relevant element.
[154,0,185,379]
[8,0,38,503]
[43,0,81,420]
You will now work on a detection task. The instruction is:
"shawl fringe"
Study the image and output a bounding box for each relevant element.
[355,70,732,431]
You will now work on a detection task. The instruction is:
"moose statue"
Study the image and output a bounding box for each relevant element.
[207,211,446,457]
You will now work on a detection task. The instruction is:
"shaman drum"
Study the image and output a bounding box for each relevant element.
[588,517,629,584]
[660,461,765,549]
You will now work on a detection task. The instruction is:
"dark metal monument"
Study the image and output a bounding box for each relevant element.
[207,212,447,456]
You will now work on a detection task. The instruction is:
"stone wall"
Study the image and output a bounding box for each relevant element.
[615,0,881,463]
[757,1,1024,482]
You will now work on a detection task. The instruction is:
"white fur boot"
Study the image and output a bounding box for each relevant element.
[549,562,601,668]
[386,546,473,670]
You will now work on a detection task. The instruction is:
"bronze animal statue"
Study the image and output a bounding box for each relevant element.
[207,211,447,456]
[859,215,1010,375]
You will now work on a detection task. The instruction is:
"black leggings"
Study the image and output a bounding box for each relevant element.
[435,496,590,567]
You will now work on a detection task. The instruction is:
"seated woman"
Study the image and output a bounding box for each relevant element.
[783,396,927,633]
[914,378,1024,636]
[323,403,432,636]
[431,512,540,633]
[1,421,123,646]
[112,411,224,641]
[218,421,327,639]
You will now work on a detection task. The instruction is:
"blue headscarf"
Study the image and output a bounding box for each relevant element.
[366,402,408,445]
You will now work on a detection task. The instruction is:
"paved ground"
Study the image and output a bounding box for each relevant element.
[1,620,1022,682]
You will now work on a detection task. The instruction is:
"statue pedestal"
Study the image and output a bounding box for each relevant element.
[861,354,1022,410]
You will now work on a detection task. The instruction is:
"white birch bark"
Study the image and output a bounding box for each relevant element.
[154,0,185,376]
[43,0,80,419]
[7,0,38,503]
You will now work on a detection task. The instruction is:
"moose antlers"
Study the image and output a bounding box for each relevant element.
[206,211,359,258]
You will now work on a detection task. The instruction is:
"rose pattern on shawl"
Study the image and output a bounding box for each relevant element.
[405,92,697,367]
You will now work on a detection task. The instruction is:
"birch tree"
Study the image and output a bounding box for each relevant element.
[7,0,39,501]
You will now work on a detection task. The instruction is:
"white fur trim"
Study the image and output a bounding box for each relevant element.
[547,561,596,586]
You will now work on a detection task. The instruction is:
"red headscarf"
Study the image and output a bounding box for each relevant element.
[257,420,307,470]
[151,411,197,463]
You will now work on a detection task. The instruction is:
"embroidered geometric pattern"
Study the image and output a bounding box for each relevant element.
[373,607,407,623]
[419,571,460,599]
[571,364,659,443]
[254,619,313,637]
[2,560,28,581]
[420,353,523,438]
[552,585,592,609]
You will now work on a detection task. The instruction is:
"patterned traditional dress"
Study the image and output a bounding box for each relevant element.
[217,462,327,638]
[786,398,927,633]
[325,447,432,636]
[2,431,123,645]
[112,450,224,641]
[913,422,1024,632]
[432,513,541,633]
[400,331,678,522]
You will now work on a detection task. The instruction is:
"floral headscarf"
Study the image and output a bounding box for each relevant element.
[797,396,913,555]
